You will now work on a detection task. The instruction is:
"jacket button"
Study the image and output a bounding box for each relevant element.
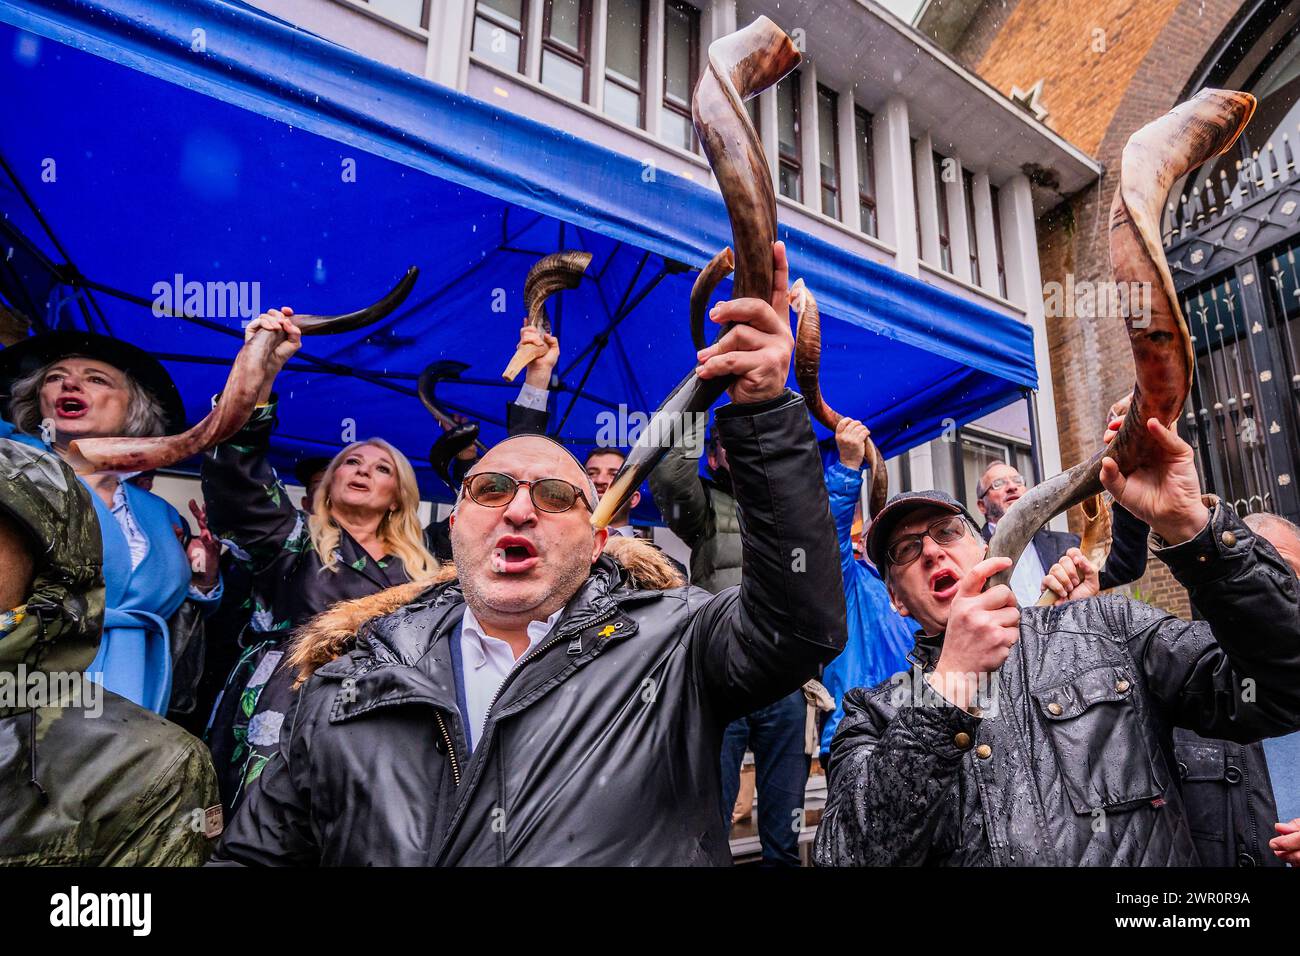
[1047,702,1063,716]
[975,744,992,760]
[1177,761,1189,780]
[1221,531,1237,548]
[1236,852,1256,867]
[953,732,972,750]
[1224,766,1243,784]
[1116,679,1131,694]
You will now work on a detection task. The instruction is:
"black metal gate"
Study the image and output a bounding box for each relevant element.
[1164,136,1300,522]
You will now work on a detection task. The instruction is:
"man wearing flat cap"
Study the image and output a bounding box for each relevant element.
[815,416,1300,866]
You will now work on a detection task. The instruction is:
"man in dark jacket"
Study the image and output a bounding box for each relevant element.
[814,415,1300,866]
[216,242,847,866]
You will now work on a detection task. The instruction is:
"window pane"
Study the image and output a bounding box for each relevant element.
[664,3,694,103]
[547,0,582,49]
[542,49,585,99]
[605,82,641,126]
[777,75,799,160]
[780,163,801,202]
[661,108,693,150]
[821,185,839,219]
[606,0,643,85]
[856,110,874,197]
[860,200,877,236]
[368,0,425,29]
[473,16,522,71]
[480,0,525,27]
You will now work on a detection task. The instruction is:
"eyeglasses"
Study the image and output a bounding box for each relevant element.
[462,471,593,514]
[885,515,972,568]
[982,474,1026,496]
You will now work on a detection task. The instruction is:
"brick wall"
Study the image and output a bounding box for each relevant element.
[951,0,1023,72]
[973,0,1252,618]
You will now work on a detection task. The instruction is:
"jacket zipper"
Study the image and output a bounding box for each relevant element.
[482,604,621,717]
[433,711,461,787]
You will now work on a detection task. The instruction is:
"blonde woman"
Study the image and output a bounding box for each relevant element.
[200,307,435,808]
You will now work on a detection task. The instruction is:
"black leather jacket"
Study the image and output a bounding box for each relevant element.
[815,501,1300,866]
[216,392,846,865]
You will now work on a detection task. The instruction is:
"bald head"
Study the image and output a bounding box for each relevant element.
[450,434,606,640]
[1243,512,1300,577]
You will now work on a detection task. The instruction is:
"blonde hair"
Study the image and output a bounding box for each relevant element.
[308,438,436,577]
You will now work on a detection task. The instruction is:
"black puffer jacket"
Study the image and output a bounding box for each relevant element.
[814,501,1300,866]
[216,392,846,865]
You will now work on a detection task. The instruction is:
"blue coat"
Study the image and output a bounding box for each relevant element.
[1,417,219,713]
[819,462,916,755]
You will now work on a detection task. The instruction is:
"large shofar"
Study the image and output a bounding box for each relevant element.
[790,278,888,518]
[591,16,800,528]
[67,267,419,474]
[986,89,1255,589]
[501,251,593,382]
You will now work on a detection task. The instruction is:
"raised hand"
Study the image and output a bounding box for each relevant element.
[835,418,869,471]
[1100,417,1209,545]
[929,556,1019,711]
[696,241,795,405]
[1040,547,1099,603]
[244,307,302,404]
[185,498,221,592]
[519,323,559,390]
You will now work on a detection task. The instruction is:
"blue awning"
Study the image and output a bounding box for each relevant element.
[0,0,1037,506]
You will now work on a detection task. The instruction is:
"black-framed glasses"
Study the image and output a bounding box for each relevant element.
[981,474,1026,497]
[462,471,593,514]
[886,515,972,568]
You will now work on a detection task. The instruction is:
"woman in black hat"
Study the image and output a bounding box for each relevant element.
[199,309,436,810]
[0,331,222,715]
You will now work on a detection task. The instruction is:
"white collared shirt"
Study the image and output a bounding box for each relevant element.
[459,604,563,751]
[987,519,1046,607]
[606,524,636,538]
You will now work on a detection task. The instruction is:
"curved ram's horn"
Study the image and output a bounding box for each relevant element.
[293,266,420,335]
[502,250,593,382]
[690,247,735,352]
[591,16,800,528]
[68,267,420,474]
[790,278,887,517]
[986,89,1255,590]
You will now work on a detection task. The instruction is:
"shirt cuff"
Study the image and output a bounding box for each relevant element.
[515,383,549,412]
[189,577,224,604]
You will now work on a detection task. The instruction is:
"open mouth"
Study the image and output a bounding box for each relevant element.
[930,568,960,600]
[346,480,370,493]
[491,535,540,574]
[55,396,88,418]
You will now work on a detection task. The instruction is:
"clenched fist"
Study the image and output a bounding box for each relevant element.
[928,556,1019,711]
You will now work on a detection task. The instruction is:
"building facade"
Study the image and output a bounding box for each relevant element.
[245,0,1097,525]
[921,0,1300,615]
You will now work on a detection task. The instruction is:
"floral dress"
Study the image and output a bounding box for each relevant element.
[201,400,409,809]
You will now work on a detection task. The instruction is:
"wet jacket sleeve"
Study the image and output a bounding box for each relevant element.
[200,398,305,577]
[212,683,321,866]
[813,673,976,866]
[825,461,863,587]
[506,396,548,436]
[1127,500,1300,743]
[647,417,713,548]
[1098,503,1148,591]
[103,736,220,866]
[689,391,847,722]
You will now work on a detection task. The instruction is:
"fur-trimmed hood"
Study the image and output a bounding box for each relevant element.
[286,535,686,686]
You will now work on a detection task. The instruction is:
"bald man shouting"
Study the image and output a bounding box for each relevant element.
[216,243,847,866]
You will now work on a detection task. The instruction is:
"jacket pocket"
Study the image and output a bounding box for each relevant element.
[1173,735,1229,842]
[1032,664,1161,815]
